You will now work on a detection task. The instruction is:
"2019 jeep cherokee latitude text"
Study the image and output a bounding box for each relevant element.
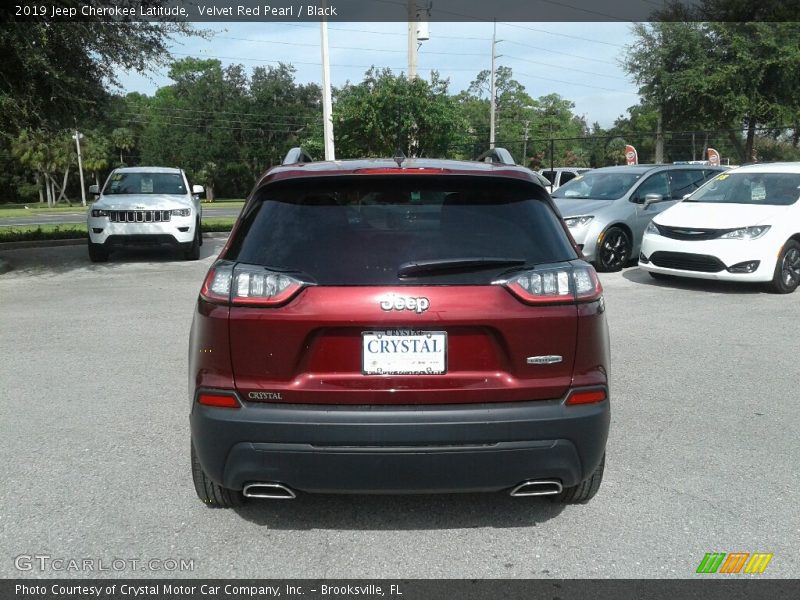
[189,156,610,506]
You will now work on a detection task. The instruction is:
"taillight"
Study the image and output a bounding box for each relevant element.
[200,261,234,303]
[197,392,240,408]
[496,264,603,304]
[566,388,607,405]
[200,260,308,306]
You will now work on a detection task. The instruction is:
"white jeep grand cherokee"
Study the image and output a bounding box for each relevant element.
[87,166,204,262]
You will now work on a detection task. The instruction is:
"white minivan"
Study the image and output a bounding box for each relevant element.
[639,163,800,293]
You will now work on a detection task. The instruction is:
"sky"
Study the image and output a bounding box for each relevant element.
[118,21,640,128]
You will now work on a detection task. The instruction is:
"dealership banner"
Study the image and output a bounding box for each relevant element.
[4,579,800,600]
[624,145,638,165]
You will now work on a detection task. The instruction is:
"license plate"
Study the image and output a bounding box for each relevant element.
[362,331,447,375]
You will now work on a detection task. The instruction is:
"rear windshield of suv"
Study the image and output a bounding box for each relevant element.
[227,176,577,285]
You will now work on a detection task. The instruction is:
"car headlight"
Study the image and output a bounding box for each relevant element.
[645,221,660,236]
[563,215,594,229]
[719,225,771,240]
[171,208,191,217]
[91,209,109,217]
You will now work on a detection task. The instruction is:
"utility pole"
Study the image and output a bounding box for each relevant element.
[407,0,418,79]
[522,121,530,163]
[320,10,335,160]
[655,105,664,164]
[72,130,87,206]
[489,21,500,149]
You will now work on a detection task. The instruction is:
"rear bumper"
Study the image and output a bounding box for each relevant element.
[190,392,610,494]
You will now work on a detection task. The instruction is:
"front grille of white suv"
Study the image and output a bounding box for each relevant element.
[109,210,172,223]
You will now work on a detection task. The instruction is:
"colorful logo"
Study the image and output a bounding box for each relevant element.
[696,552,773,574]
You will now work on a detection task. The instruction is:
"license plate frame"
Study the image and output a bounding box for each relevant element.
[361,330,447,375]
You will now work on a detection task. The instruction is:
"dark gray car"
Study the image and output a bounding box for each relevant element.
[552,164,726,271]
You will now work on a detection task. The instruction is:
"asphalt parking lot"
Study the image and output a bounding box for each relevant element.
[0,240,798,579]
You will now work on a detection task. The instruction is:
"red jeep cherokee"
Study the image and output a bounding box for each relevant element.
[189,149,610,506]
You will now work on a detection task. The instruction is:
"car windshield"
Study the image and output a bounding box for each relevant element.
[685,172,800,206]
[552,171,642,200]
[103,172,186,195]
[227,176,578,285]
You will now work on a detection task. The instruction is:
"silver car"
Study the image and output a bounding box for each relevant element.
[552,164,726,271]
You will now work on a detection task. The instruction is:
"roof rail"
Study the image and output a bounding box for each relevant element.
[475,147,516,166]
[282,147,314,166]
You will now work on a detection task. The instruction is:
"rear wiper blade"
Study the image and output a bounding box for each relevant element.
[398,257,527,278]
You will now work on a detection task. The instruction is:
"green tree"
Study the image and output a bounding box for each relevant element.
[11,130,50,205]
[81,133,112,188]
[460,66,537,162]
[624,22,800,162]
[194,162,218,202]
[330,68,468,159]
[111,128,135,166]
[12,129,74,206]
[0,3,196,137]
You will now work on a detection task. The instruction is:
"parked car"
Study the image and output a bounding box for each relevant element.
[87,166,204,262]
[189,148,610,507]
[552,164,726,272]
[639,163,800,293]
[539,167,593,192]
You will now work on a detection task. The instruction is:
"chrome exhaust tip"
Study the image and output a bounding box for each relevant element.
[509,480,563,497]
[242,483,297,500]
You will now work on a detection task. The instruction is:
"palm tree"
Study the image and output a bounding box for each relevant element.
[111,127,135,166]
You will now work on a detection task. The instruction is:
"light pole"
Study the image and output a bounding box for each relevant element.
[72,130,87,206]
[320,6,335,160]
[489,21,502,149]
[407,0,418,79]
[408,1,431,80]
[522,105,536,165]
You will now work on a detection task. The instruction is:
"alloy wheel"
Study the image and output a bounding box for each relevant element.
[782,247,800,286]
[598,228,630,271]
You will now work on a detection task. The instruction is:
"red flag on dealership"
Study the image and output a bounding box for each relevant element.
[707,148,720,166]
[624,145,638,165]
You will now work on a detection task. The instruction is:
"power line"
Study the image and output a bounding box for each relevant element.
[501,40,616,66]
[170,51,481,73]
[217,23,409,38]
[166,52,638,95]
[534,0,627,21]
[499,22,626,48]
[503,54,628,81]
[215,35,487,57]
[509,68,637,95]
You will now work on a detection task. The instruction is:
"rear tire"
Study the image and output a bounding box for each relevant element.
[768,241,800,294]
[552,453,605,504]
[191,443,243,508]
[88,242,108,263]
[595,227,631,273]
